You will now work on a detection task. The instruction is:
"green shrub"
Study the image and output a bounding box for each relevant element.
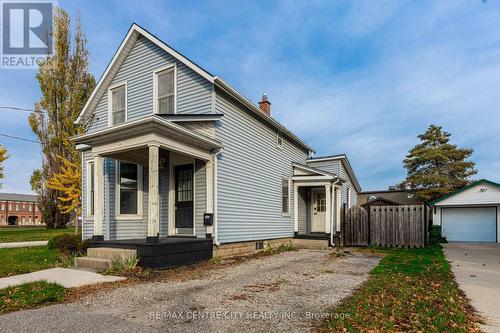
[429,225,447,245]
[77,239,90,254]
[47,234,82,254]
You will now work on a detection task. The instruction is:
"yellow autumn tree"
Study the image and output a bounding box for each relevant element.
[0,145,8,188]
[47,156,81,216]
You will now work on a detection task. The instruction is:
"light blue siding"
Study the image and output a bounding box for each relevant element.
[82,149,212,240]
[87,36,212,133]
[215,90,309,243]
[307,159,358,206]
[195,159,207,238]
[81,150,93,239]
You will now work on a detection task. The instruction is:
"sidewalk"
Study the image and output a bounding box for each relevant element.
[0,268,125,289]
[0,240,48,248]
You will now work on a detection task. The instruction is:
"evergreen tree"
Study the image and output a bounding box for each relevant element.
[29,8,95,228]
[403,125,477,202]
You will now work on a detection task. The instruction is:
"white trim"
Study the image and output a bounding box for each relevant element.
[282,176,291,216]
[76,24,213,125]
[107,81,128,127]
[153,63,177,115]
[307,155,362,193]
[214,77,315,154]
[115,161,143,220]
[292,163,337,178]
[293,184,299,232]
[325,184,332,234]
[86,160,95,219]
[162,114,223,122]
[292,175,335,181]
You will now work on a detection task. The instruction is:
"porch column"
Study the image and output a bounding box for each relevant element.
[293,184,299,234]
[325,184,332,234]
[93,154,104,240]
[147,144,160,239]
[205,153,214,236]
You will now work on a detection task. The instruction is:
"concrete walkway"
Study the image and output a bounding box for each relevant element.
[0,268,125,289]
[0,240,48,248]
[443,243,500,333]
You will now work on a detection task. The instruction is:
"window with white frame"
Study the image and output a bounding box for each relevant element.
[276,132,283,149]
[29,217,32,224]
[0,204,3,211]
[282,177,290,215]
[87,162,95,216]
[15,204,19,211]
[116,161,142,216]
[35,216,38,224]
[28,205,32,212]
[110,84,126,125]
[21,216,25,224]
[155,67,175,114]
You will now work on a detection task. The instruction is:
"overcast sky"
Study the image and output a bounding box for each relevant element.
[1,0,499,194]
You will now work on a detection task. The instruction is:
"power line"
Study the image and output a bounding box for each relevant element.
[0,106,45,113]
[0,133,40,144]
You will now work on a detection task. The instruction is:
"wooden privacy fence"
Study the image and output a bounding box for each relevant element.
[343,205,369,246]
[343,205,426,247]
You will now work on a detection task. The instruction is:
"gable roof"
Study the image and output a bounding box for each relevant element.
[360,196,400,207]
[76,23,314,154]
[306,154,362,192]
[428,179,500,205]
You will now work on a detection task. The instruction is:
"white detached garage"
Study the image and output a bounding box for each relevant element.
[431,179,500,243]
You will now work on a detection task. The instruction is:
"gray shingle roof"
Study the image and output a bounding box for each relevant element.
[0,193,39,202]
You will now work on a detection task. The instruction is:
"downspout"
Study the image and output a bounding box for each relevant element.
[212,148,223,246]
[330,178,341,247]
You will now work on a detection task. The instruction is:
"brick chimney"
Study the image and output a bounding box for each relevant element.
[258,94,271,115]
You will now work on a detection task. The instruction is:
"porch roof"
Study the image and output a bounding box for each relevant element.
[71,116,222,160]
[292,162,345,184]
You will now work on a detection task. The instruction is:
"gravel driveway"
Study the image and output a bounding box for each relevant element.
[0,249,380,333]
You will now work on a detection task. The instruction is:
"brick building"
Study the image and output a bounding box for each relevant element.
[0,193,43,226]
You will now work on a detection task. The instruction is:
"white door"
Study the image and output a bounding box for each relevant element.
[312,189,326,232]
[441,207,497,242]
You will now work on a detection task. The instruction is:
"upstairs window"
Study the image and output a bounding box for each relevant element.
[277,132,284,149]
[155,66,175,114]
[110,84,126,125]
[282,177,290,215]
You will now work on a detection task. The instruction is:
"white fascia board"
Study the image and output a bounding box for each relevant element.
[307,155,362,193]
[75,23,215,125]
[214,76,315,154]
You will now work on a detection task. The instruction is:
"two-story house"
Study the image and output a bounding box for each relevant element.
[73,24,361,268]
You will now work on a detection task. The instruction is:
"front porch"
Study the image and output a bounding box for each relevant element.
[292,163,343,245]
[73,116,222,268]
[89,237,213,268]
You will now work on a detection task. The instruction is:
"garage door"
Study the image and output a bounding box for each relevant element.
[442,207,497,242]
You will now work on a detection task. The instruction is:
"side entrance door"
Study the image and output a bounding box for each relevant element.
[312,189,326,232]
[175,164,194,232]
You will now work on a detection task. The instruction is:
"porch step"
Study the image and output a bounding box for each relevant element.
[292,238,329,250]
[87,247,137,261]
[74,257,112,270]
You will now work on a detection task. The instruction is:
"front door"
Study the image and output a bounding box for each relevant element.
[175,164,194,231]
[312,189,326,232]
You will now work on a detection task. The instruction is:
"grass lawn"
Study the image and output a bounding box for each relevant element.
[323,245,480,332]
[0,281,66,314]
[0,227,78,243]
[0,247,61,278]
